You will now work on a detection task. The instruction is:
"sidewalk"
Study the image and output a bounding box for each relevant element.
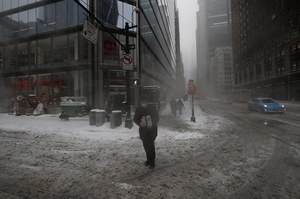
[0,100,226,142]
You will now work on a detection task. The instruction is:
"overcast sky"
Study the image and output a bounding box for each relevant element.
[176,0,199,81]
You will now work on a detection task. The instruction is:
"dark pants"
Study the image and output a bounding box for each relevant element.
[139,127,157,166]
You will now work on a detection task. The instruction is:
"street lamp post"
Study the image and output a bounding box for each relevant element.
[188,79,197,123]
[191,95,195,122]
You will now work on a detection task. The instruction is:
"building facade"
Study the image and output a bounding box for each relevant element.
[231,0,300,101]
[213,47,233,96]
[0,0,178,112]
[196,0,232,98]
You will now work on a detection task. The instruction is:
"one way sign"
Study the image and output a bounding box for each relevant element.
[82,19,98,44]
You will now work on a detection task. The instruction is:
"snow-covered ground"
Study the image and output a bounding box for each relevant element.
[1,100,299,198]
[0,101,232,198]
[0,100,226,142]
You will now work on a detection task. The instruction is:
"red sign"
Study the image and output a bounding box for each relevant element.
[188,83,197,95]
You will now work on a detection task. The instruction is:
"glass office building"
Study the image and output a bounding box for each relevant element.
[0,0,176,112]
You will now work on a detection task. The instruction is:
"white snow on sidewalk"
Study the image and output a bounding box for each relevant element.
[0,100,226,142]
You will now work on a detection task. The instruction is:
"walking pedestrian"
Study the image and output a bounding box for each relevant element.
[134,97,159,169]
[177,97,185,115]
[170,97,177,117]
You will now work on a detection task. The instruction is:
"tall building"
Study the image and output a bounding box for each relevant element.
[231,0,300,101]
[175,8,186,97]
[214,47,233,96]
[0,0,177,112]
[196,0,232,97]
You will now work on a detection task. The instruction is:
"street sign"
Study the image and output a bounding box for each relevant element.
[188,83,197,95]
[122,54,134,70]
[82,19,98,44]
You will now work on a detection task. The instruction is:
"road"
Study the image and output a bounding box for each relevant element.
[0,101,299,198]
[199,100,300,198]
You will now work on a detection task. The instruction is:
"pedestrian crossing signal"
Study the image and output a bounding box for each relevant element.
[132,78,140,86]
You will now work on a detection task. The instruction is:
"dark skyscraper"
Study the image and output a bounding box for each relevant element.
[231,0,300,100]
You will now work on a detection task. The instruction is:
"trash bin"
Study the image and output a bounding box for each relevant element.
[110,110,122,128]
[95,109,106,127]
[60,96,87,117]
[89,109,97,125]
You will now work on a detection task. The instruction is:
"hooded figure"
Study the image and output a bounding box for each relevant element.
[133,98,159,169]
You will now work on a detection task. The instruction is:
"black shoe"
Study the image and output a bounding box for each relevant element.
[149,164,155,169]
[144,161,150,166]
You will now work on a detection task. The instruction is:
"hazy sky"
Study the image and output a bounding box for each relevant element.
[176,0,199,81]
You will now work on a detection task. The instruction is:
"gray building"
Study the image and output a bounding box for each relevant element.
[231,0,300,101]
[0,0,178,112]
[196,0,231,97]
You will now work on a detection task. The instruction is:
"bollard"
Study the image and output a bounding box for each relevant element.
[89,109,97,125]
[110,110,122,128]
[95,109,106,127]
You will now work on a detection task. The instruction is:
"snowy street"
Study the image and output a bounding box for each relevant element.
[0,100,299,198]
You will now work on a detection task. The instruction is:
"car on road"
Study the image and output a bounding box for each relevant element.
[247,98,286,113]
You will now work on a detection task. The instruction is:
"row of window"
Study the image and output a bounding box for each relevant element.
[235,42,300,84]
[0,33,88,70]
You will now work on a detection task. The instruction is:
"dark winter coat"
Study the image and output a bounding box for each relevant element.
[133,105,159,137]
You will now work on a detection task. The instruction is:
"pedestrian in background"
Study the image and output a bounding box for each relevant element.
[177,97,185,115]
[134,97,159,169]
[170,97,177,117]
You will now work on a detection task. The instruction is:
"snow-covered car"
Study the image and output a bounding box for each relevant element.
[247,98,286,113]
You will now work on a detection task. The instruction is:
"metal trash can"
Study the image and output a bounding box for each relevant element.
[89,109,97,125]
[95,109,106,127]
[110,110,122,128]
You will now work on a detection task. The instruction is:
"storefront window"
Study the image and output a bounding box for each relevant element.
[37,38,51,65]
[0,47,3,71]
[29,41,36,66]
[68,33,78,61]
[53,35,67,63]
[56,1,67,29]
[52,72,67,102]
[78,34,88,62]
[17,42,29,68]
[37,74,51,104]
[4,45,16,69]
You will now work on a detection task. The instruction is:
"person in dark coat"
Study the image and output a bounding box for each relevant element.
[134,98,159,169]
[170,97,177,117]
[176,97,185,115]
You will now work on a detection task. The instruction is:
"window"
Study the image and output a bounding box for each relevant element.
[17,42,29,68]
[67,0,78,27]
[37,38,51,65]
[0,47,3,71]
[56,1,67,29]
[53,35,67,63]
[29,41,36,66]
[68,33,78,61]
[4,45,17,69]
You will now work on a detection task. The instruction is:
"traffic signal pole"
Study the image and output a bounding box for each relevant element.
[124,22,136,129]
